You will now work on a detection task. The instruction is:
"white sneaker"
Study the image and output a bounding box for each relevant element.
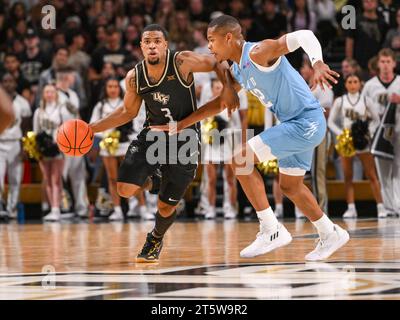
[109,210,124,221]
[43,211,61,222]
[127,206,140,218]
[140,206,154,220]
[224,207,237,219]
[305,224,350,261]
[240,223,292,258]
[205,207,217,219]
[8,209,17,219]
[343,209,357,219]
[377,205,389,219]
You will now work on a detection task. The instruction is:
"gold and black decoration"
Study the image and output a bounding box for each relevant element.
[371,102,396,160]
[335,128,356,157]
[22,131,41,160]
[100,130,120,156]
[202,117,217,144]
[257,159,279,175]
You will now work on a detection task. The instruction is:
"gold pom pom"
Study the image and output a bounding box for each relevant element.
[335,129,356,157]
[100,130,120,156]
[22,131,41,160]
[257,159,279,175]
[202,117,218,144]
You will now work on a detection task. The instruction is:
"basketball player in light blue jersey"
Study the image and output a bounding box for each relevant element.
[151,15,349,261]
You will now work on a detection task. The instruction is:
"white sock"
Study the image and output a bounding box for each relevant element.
[51,207,60,214]
[377,203,385,212]
[312,214,335,237]
[257,207,279,232]
[42,202,49,211]
[276,203,283,212]
[114,206,123,214]
[347,203,356,211]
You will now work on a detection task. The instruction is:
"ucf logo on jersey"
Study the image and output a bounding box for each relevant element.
[152,92,170,105]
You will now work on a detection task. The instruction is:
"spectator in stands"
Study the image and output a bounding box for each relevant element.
[378,0,398,28]
[189,0,210,23]
[228,0,245,19]
[345,0,388,74]
[19,29,50,94]
[66,29,91,80]
[155,0,176,31]
[312,0,338,49]
[89,26,133,81]
[384,8,400,47]
[33,84,75,222]
[3,53,31,101]
[257,0,288,40]
[239,10,265,42]
[37,46,87,110]
[169,10,195,50]
[0,73,31,219]
[328,73,387,218]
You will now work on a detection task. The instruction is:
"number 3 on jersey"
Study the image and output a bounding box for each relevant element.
[161,108,174,122]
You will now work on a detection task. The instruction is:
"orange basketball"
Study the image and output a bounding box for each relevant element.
[57,119,94,156]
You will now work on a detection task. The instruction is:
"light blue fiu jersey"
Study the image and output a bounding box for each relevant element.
[231,41,322,122]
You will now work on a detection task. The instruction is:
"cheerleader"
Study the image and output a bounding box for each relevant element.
[203,79,246,219]
[328,73,387,218]
[33,83,74,221]
[90,77,135,221]
[0,73,31,218]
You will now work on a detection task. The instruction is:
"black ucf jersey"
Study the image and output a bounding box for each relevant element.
[135,49,199,134]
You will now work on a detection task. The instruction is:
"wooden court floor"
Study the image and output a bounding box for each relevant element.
[0,218,399,300]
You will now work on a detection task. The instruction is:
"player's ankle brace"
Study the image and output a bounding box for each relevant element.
[152,211,177,238]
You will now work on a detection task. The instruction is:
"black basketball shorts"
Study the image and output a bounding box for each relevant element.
[118,130,199,206]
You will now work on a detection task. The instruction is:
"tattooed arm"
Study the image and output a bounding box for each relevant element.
[90,69,143,133]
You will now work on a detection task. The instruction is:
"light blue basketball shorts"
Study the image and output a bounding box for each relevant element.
[248,108,326,176]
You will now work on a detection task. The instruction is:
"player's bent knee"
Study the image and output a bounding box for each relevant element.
[117,182,140,198]
[158,201,176,217]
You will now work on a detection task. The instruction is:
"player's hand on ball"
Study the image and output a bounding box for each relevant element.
[311,61,340,91]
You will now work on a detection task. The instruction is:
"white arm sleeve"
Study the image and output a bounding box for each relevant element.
[286,30,323,66]
[327,98,343,136]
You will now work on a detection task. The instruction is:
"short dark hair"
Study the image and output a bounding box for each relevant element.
[4,53,19,61]
[141,24,169,41]
[208,14,240,32]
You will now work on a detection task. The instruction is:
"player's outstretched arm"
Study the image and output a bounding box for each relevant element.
[150,96,224,134]
[250,30,339,90]
[0,86,15,134]
[90,69,142,133]
[176,51,240,109]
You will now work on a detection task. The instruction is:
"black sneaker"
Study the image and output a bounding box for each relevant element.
[149,168,162,194]
[136,233,163,263]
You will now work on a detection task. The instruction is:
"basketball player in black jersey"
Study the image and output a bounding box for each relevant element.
[0,85,14,134]
[90,24,238,262]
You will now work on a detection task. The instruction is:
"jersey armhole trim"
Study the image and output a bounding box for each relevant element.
[173,52,194,89]
[134,65,139,94]
[247,43,282,72]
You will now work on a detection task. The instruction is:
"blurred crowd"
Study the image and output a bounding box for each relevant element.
[0,0,399,222]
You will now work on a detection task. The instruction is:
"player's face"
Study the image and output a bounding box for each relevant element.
[378,55,396,75]
[106,80,120,99]
[345,76,361,93]
[141,31,168,66]
[207,28,231,62]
